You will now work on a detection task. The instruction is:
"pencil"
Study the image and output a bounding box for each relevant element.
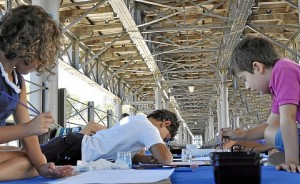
[216,135,223,150]
[1,91,61,127]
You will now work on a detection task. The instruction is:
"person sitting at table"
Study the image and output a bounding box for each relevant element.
[41,109,180,166]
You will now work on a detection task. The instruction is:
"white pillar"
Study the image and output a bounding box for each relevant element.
[114,99,122,121]
[204,126,208,143]
[5,0,12,11]
[154,87,162,110]
[209,108,214,140]
[162,98,169,110]
[234,115,240,129]
[220,72,230,128]
[177,123,183,145]
[31,0,60,123]
[129,107,136,116]
[216,96,222,131]
[183,126,188,145]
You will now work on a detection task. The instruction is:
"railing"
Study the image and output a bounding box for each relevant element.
[65,95,118,128]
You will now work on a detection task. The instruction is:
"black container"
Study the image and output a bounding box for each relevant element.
[210,152,261,184]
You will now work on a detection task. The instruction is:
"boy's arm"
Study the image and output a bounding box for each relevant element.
[222,122,268,141]
[80,122,107,135]
[222,112,279,141]
[133,144,172,165]
[149,143,173,165]
[132,149,155,164]
[276,104,300,172]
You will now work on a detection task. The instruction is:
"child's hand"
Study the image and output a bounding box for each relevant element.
[276,162,300,173]
[28,112,53,135]
[38,163,74,178]
[221,128,245,140]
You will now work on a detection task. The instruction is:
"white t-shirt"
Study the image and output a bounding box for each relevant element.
[81,115,164,162]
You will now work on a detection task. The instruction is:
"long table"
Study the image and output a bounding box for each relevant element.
[171,166,300,184]
[3,166,300,184]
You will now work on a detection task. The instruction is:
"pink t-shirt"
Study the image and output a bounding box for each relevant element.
[269,58,300,123]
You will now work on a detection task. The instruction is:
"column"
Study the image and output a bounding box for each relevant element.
[107,110,113,128]
[57,88,66,127]
[129,107,137,116]
[5,0,12,12]
[209,108,214,140]
[31,0,60,123]
[87,101,94,122]
[177,123,183,145]
[205,125,209,142]
[220,71,230,128]
[114,98,122,121]
[154,87,162,110]
[233,115,240,130]
[216,96,222,132]
[162,98,169,110]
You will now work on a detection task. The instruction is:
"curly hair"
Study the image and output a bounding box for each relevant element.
[147,109,181,140]
[230,36,280,76]
[0,5,61,74]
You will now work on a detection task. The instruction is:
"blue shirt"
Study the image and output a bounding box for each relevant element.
[0,68,23,126]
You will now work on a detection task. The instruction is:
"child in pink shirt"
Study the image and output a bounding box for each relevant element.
[222,36,300,173]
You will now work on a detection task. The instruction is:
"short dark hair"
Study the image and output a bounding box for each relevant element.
[121,113,130,119]
[229,36,280,76]
[147,109,180,140]
[0,5,61,74]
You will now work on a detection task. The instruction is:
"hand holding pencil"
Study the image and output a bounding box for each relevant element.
[221,128,245,141]
[1,91,61,128]
[27,112,54,135]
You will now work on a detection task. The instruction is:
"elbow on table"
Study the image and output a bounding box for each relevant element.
[158,153,173,165]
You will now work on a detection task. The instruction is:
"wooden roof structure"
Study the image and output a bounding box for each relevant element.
[1,0,299,137]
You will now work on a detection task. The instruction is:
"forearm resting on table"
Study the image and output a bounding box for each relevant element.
[132,153,156,164]
[243,123,268,140]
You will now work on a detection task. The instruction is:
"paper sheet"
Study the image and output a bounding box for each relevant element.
[49,169,174,184]
[170,160,207,166]
[192,156,211,161]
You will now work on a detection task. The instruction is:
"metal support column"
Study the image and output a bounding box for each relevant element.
[107,110,113,128]
[177,123,183,145]
[216,96,222,132]
[209,108,214,140]
[42,81,49,113]
[87,101,94,122]
[58,88,67,128]
[31,0,60,123]
[129,107,136,116]
[39,81,50,143]
[5,0,12,12]
[162,98,169,110]
[154,87,162,110]
[220,72,230,128]
[114,99,122,121]
[233,115,240,130]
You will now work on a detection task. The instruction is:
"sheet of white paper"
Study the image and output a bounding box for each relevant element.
[192,156,211,161]
[170,160,207,166]
[49,169,174,184]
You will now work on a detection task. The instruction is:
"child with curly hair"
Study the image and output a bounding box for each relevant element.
[0,5,73,181]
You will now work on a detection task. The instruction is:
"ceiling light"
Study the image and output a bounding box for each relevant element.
[188,86,195,93]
